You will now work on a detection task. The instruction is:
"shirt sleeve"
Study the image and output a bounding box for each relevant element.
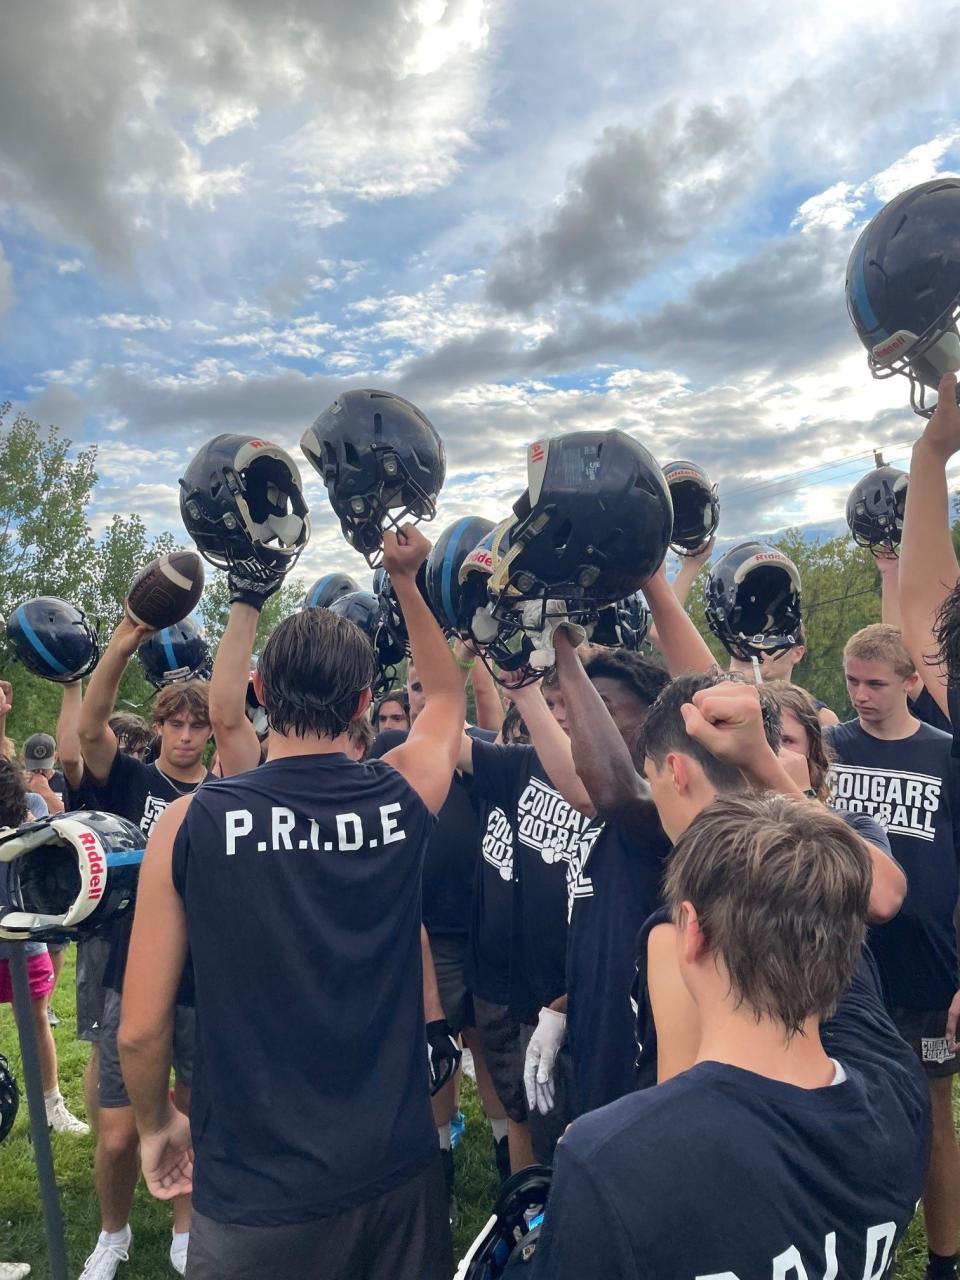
[837,810,892,856]
[530,1139,640,1280]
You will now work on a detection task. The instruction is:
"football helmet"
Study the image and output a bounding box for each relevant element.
[425,516,496,633]
[180,434,310,578]
[489,431,672,610]
[592,591,651,650]
[303,573,359,610]
[0,811,146,942]
[846,460,908,555]
[6,596,99,683]
[0,1054,18,1144]
[327,590,380,645]
[137,617,212,688]
[662,460,719,556]
[300,389,445,566]
[455,1166,551,1279]
[846,178,960,417]
[705,542,802,662]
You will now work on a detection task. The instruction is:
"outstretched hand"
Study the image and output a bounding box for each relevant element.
[139,1108,194,1201]
[921,373,960,462]
[114,612,156,658]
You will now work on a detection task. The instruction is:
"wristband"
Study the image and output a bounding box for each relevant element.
[455,654,477,671]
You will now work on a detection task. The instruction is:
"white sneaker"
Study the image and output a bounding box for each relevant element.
[47,1097,90,1136]
[0,1264,31,1280]
[169,1235,188,1276]
[78,1227,131,1280]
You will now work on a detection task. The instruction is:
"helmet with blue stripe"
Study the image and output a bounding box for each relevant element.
[455,1165,551,1278]
[6,597,99,684]
[425,516,496,633]
[846,178,960,416]
[137,616,212,688]
[303,573,359,610]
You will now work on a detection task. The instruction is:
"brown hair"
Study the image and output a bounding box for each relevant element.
[152,681,210,726]
[109,712,155,758]
[764,682,832,802]
[0,757,29,827]
[665,793,871,1035]
[843,623,916,680]
[347,716,375,760]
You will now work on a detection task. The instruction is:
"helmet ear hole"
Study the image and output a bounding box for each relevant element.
[552,518,573,550]
[343,441,361,469]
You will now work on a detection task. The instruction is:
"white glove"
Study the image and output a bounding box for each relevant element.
[523,1006,567,1115]
[522,601,589,670]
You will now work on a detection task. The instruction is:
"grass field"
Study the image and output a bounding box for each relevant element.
[0,948,943,1278]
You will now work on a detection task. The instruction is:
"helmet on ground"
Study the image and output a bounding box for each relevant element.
[137,617,212,688]
[303,573,359,610]
[705,542,802,662]
[6,597,99,683]
[300,390,445,566]
[0,1054,18,1143]
[0,811,146,942]
[662,460,719,556]
[455,1166,552,1279]
[846,461,908,555]
[180,434,310,577]
[846,178,960,417]
[425,516,496,633]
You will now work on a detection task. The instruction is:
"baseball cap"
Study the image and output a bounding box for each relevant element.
[23,733,56,771]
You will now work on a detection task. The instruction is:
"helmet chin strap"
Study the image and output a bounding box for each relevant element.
[751,656,763,687]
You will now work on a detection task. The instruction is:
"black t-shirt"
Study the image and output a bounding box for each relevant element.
[469,740,593,1015]
[827,718,960,1010]
[565,816,670,1115]
[465,775,514,1006]
[422,727,496,937]
[98,752,208,992]
[531,955,929,1280]
[913,685,952,734]
[171,753,437,1226]
[48,770,65,796]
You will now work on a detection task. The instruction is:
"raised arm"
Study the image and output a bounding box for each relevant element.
[383,528,466,814]
[874,553,902,629]
[669,538,715,609]
[506,674,594,817]
[642,563,717,676]
[56,680,85,792]
[899,372,960,718]
[209,601,262,777]
[464,644,504,733]
[79,616,153,783]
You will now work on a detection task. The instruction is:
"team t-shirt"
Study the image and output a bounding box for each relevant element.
[171,752,438,1226]
[565,815,670,1114]
[468,740,592,1015]
[913,685,952,735]
[531,957,930,1280]
[827,718,960,1011]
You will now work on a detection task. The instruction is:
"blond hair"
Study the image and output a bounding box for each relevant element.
[843,623,915,680]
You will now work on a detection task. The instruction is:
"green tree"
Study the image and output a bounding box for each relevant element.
[198,573,306,656]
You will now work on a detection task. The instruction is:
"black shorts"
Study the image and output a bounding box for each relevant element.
[472,997,532,1123]
[76,937,111,1043]
[889,1006,960,1078]
[186,1156,451,1280]
[428,933,474,1034]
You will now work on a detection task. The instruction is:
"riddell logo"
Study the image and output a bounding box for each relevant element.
[529,442,545,464]
[248,439,268,449]
[467,549,493,570]
[79,831,105,902]
[873,332,909,360]
[751,553,787,565]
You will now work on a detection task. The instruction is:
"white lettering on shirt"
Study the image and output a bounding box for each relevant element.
[272,807,296,851]
[336,813,363,852]
[225,809,253,856]
[829,765,941,842]
[381,803,404,845]
[695,1222,896,1280]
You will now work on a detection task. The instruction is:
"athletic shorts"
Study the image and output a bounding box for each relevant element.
[98,988,195,1109]
[186,1155,452,1280]
[76,937,111,1043]
[889,1006,960,1078]
[428,933,474,1034]
[472,997,532,1123]
[0,953,54,1004]
[45,941,68,956]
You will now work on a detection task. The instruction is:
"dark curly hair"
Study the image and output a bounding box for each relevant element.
[0,757,30,829]
[932,580,960,686]
[584,648,670,708]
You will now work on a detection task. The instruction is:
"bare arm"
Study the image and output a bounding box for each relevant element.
[383,529,466,814]
[899,374,960,718]
[642,564,717,676]
[466,650,504,733]
[79,616,152,783]
[209,602,262,777]
[553,628,653,831]
[421,926,444,1023]
[508,677,595,817]
[874,554,902,629]
[647,923,700,1083]
[0,681,11,753]
[56,681,84,792]
[669,538,715,609]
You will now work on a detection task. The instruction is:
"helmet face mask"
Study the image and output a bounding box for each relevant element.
[180,435,310,578]
[705,542,802,662]
[846,465,908,555]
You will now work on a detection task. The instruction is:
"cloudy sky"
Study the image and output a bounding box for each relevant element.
[1,0,958,590]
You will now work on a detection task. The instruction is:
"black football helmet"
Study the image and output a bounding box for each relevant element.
[0,810,146,942]
[137,617,212,688]
[846,178,960,417]
[455,1166,551,1279]
[425,516,496,633]
[327,590,380,645]
[846,461,908,555]
[705,542,802,662]
[0,1054,18,1144]
[489,431,672,612]
[300,390,446,566]
[591,591,651,650]
[6,597,99,684]
[662,460,719,556]
[303,573,359,609]
[180,434,310,578]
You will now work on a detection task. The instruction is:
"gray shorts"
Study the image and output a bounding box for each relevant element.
[186,1156,451,1280]
[428,933,473,1034]
[472,997,531,1123]
[76,938,111,1043]
[98,987,195,1109]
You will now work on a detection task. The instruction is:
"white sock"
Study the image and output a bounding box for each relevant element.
[438,1123,452,1151]
[489,1116,509,1142]
[99,1227,129,1247]
[171,1232,189,1251]
[43,1087,61,1115]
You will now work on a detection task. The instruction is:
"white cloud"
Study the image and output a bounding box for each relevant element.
[55,257,85,274]
[91,313,172,331]
[0,241,12,315]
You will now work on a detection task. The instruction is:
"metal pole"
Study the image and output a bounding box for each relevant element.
[9,942,69,1280]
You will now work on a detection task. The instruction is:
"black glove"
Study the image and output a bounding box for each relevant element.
[227,564,284,611]
[426,1019,462,1096]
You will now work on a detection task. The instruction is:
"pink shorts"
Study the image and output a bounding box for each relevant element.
[0,953,55,1004]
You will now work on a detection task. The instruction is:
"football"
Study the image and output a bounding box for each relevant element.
[125,551,205,630]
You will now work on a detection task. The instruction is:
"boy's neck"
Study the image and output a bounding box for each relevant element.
[857,705,918,742]
[267,730,352,760]
[695,1003,835,1090]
